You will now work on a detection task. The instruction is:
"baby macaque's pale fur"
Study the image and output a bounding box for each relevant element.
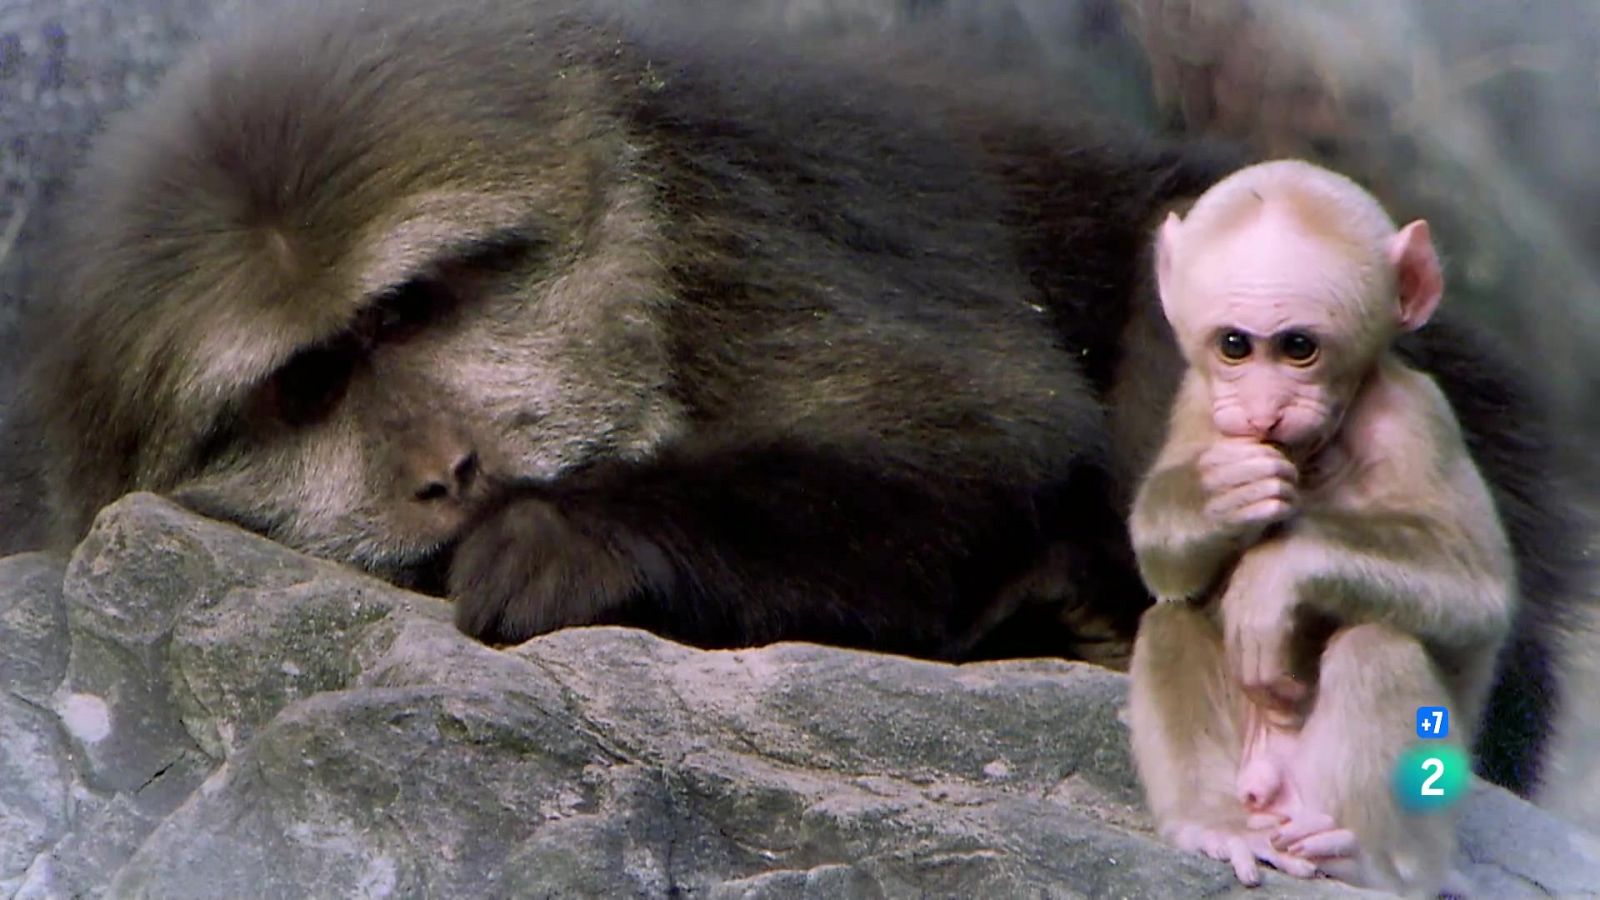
[1127,160,1516,896]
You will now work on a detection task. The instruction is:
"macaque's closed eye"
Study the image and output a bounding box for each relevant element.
[247,276,455,431]
[265,338,362,427]
[357,276,457,346]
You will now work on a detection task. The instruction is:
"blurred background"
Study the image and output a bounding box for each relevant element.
[5,0,1600,440]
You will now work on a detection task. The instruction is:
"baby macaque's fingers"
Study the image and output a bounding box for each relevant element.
[1195,437,1259,465]
[1231,497,1296,531]
[1287,828,1358,861]
[1228,632,1276,712]
[1246,827,1320,879]
[1272,813,1338,849]
[1204,480,1296,526]
[1198,443,1298,494]
[1262,847,1319,879]
[1232,623,1299,716]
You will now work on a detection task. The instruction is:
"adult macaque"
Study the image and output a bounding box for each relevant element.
[1127,159,1516,894]
[21,0,1215,662]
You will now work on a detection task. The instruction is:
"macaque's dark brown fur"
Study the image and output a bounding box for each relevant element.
[11,0,1591,805]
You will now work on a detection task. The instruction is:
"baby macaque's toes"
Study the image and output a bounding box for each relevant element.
[1169,822,1219,856]
[1169,822,1290,886]
[1226,836,1262,886]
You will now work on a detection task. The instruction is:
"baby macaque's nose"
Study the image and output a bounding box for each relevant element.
[1248,411,1284,439]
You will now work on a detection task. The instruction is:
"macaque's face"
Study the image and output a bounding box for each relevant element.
[33,35,687,582]
[1168,219,1385,455]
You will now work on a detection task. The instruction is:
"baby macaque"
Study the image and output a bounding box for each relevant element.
[1126,160,1516,896]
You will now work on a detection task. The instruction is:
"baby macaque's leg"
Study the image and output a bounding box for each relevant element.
[1273,623,1459,894]
[1129,602,1318,885]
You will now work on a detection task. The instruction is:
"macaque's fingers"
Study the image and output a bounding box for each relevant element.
[1195,438,1259,467]
[1231,497,1297,533]
[1204,480,1297,528]
[1287,828,1358,861]
[1271,813,1337,849]
[1198,445,1298,494]
[1258,846,1319,880]
[1229,618,1298,712]
[1243,821,1323,879]
[1197,436,1293,466]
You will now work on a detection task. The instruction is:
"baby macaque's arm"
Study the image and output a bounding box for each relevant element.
[1289,377,1515,655]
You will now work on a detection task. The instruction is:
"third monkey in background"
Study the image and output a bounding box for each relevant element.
[1126,160,1515,895]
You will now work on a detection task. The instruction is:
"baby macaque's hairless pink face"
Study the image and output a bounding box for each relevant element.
[1156,160,1443,455]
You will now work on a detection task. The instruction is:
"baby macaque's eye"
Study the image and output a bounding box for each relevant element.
[1217,330,1252,362]
[1278,330,1320,365]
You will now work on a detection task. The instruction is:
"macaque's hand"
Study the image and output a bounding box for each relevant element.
[1222,560,1308,721]
[1197,438,1298,542]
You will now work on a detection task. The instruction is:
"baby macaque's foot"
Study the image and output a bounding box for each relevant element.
[1271,812,1359,864]
[1168,821,1319,886]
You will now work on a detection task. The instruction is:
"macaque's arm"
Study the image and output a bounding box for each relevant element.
[1130,458,1237,600]
[1291,373,1516,653]
[1292,503,1514,655]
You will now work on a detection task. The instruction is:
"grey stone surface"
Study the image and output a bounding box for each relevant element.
[0,494,1596,898]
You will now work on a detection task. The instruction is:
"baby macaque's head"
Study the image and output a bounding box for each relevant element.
[1155,159,1443,453]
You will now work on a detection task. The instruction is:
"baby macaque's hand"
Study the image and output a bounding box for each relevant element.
[1222,557,1312,717]
[1197,438,1298,541]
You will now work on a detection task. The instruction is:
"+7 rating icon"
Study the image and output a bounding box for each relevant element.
[1415,706,1449,739]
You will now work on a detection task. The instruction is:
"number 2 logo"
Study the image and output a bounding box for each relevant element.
[1394,745,1465,811]
[1420,757,1445,796]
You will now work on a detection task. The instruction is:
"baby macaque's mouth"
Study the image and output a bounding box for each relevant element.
[1267,433,1329,465]
[1263,438,1309,463]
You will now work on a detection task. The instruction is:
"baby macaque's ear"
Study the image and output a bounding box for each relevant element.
[1155,212,1184,327]
[1390,219,1444,332]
